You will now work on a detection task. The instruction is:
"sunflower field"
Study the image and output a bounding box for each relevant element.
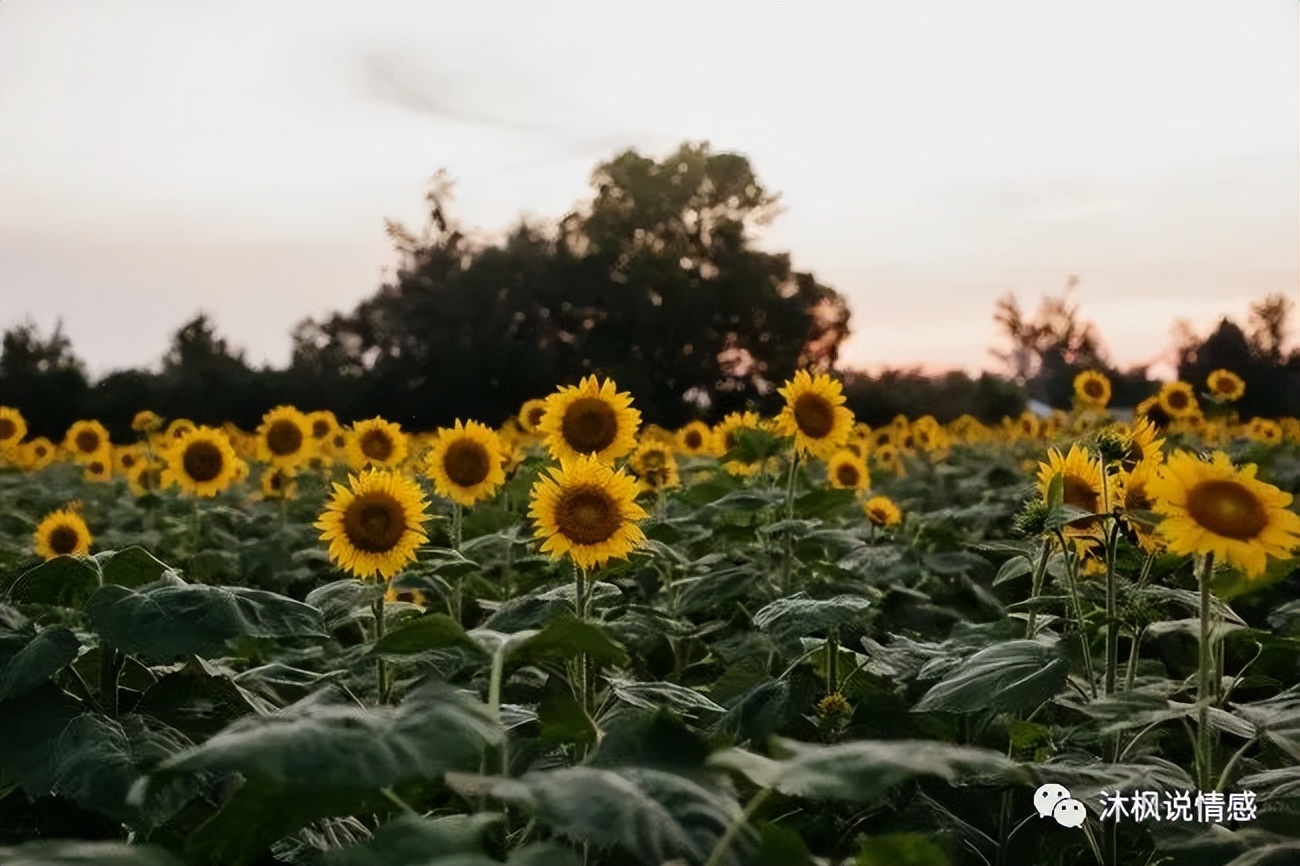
[0,369,1298,866]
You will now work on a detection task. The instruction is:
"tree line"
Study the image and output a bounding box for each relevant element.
[3,143,1296,441]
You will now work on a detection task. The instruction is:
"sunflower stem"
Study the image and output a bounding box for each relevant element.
[1055,529,1097,699]
[99,645,123,719]
[1197,551,1216,791]
[1026,540,1052,638]
[373,590,391,705]
[1104,520,1121,697]
[704,786,771,866]
[779,452,801,595]
[573,563,591,759]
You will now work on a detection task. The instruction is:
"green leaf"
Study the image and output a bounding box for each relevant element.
[1046,472,1064,511]
[856,833,951,866]
[752,592,872,643]
[86,579,328,663]
[0,841,183,866]
[0,681,83,795]
[709,738,1026,803]
[993,556,1034,586]
[793,487,857,518]
[607,676,725,719]
[305,578,382,631]
[0,614,79,701]
[372,613,485,656]
[753,823,813,866]
[136,658,271,739]
[320,813,503,866]
[913,640,1068,714]
[7,556,101,606]
[94,547,177,588]
[508,614,629,670]
[1214,556,1300,601]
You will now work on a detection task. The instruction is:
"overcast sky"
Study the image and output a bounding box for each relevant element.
[2,2,1296,379]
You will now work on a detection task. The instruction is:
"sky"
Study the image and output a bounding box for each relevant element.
[2,2,1296,380]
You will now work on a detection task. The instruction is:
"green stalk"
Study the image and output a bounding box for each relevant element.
[1197,551,1216,791]
[704,787,771,866]
[1026,541,1052,638]
[779,452,800,595]
[373,591,391,704]
[1055,529,1097,699]
[826,627,839,694]
[1103,521,1121,696]
[99,646,123,718]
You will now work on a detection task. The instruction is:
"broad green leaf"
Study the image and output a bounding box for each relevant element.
[0,610,79,701]
[320,813,503,866]
[372,613,484,656]
[993,556,1034,586]
[589,709,712,770]
[752,592,872,642]
[7,556,101,606]
[710,737,1026,803]
[1214,556,1300,601]
[753,823,813,866]
[86,579,328,663]
[856,833,951,866]
[94,547,177,588]
[913,640,1068,714]
[304,578,381,631]
[607,676,725,719]
[508,614,629,670]
[136,658,272,738]
[0,681,83,795]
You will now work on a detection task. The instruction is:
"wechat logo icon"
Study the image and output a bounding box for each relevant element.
[1035,784,1086,828]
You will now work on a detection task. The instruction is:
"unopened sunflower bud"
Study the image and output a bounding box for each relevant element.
[816,692,852,719]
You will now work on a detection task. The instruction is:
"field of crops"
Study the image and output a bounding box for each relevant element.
[0,370,1297,866]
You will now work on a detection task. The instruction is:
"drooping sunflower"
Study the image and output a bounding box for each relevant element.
[0,406,27,449]
[864,495,902,529]
[34,507,93,560]
[316,469,429,580]
[774,370,854,460]
[162,427,239,497]
[22,437,58,472]
[1118,459,1164,553]
[1074,370,1112,410]
[1036,443,1114,531]
[715,411,766,476]
[529,454,647,570]
[1114,417,1165,472]
[518,399,550,435]
[1206,369,1245,403]
[131,409,164,433]
[1158,381,1198,420]
[540,376,641,464]
[1148,450,1300,577]
[424,420,506,506]
[257,406,315,470]
[347,418,409,470]
[64,419,110,462]
[826,449,870,491]
[630,440,680,494]
[675,421,717,457]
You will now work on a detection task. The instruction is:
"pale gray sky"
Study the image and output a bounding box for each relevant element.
[2,2,1296,379]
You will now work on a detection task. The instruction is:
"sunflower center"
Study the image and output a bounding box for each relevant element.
[1124,481,1152,512]
[183,441,225,483]
[1166,390,1189,411]
[793,394,834,439]
[1186,480,1268,541]
[1062,474,1100,513]
[1084,379,1105,399]
[312,419,331,438]
[266,420,304,456]
[75,430,101,453]
[561,398,619,454]
[88,460,107,475]
[0,418,15,440]
[684,430,703,450]
[835,463,861,487]
[137,467,162,491]
[526,407,546,428]
[360,429,394,462]
[556,488,621,545]
[868,506,891,527]
[121,452,138,469]
[48,525,80,555]
[1213,377,1235,394]
[443,439,491,487]
[640,449,667,471]
[343,493,408,553]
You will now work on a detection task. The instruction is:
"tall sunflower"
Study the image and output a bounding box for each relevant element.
[826,449,870,491]
[347,418,409,470]
[316,469,429,580]
[675,421,717,457]
[258,406,315,470]
[1074,370,1112,410]
[34,507,93,560]
[529,454,647,570]
[540,375,641,463]
[1206,370,1245,403]
[1158,381,1198,420]
[260,467,299,500]
[424,420,506,506]
[1036,443,1114,531]
[131,410,164,433]
[518,399,549,435]
[0,406,27,449]
[64,419,110,462]
[864,495,902,529]
[162,427,239,497]
[1148,451,1300,577]
[774,371,854,459]
[1114,417,1165,472]
[1118,460,1164,553]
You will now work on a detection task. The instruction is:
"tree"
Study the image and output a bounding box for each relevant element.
[292,142,852,427]
[1176,298,1299,419]
[1247,293,1293,363]
[0,319,90,438]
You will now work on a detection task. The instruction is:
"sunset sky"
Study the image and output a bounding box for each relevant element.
[2,2,1296,379]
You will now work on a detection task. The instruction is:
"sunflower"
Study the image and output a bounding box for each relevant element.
[162,426,239,497]
[22,437,58,472]
[518,399,549,435]
[1118,460,1164,553]
[1247,418,1282,446]
[64,419,110,462]
[128,460,168,497]
[864,495,902,529]
[255,406,314,470]
[316,469,429,580]
[1206,369,1245,403]
[34,507,93,560]
[715,411,766,476]
[163,418,197,443]
[385,585,429,607]
[873,443,903,476]
[675,421,717,457]
[0,406,27,448]
[870,427,895,451]
[1074,370,1112,410]
[260,467,299,500]
[539,376,641,464]
[529,454,647,570]
[630,440,680,494]
[1114,418,1165,472]
[131,410,164,433]
[1157,381,1198,420]
[113,444,146,475]
[84,455,113,483]
[1148,450,1300,577]
[1036,443,1114,531]
[306,410,340,443]
[827,449,870,491]
[347,418,409,470]
[1010,412,1040,441]
[773,371,854,460]
[425,420,506,506]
